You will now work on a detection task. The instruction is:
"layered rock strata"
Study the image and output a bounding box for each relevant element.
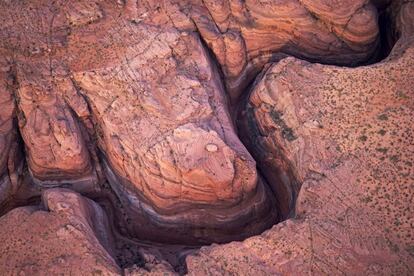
[0,1,412,274]
[187,2,414,274]
[188,0,380,100]
[0,0,381,243]
[0,188,121,275]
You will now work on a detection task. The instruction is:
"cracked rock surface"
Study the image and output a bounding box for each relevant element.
[0,188,121,275]
[0,0,413,275]
[188,1,414,274]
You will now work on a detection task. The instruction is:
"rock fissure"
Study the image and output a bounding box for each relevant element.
[0,0,413,275]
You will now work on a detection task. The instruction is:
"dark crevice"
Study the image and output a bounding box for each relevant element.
[196,28,302,221]
[377,7,397,61]
[66,85,195,273]
[234,64,297,218]
[370,1,401,63]
[0,1,405,274]
[0,63,42,217]
[195,29,287,219]
[192,0,402,237]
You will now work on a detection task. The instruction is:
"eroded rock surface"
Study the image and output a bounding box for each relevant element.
[0,0,279,243]
[0,188,120,275]
[187,2,414,274]
[16,62,98,192]
[70,23,277,243]
[126,0,381,100]
[0,0,381,243]
[189,0,380,100]
[0,0,412,274]
[2,1,378,244]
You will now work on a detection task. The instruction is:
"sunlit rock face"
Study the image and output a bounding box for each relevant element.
[0,0,380,244]
[2,0,412,274]
[188,2,414,274]
[190,0,380,100]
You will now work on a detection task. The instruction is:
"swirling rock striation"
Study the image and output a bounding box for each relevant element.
[0,188,121,275]
[0,0,273,243]
[0,0,407,272]
[188,0,380,100]
[188,2,414,274]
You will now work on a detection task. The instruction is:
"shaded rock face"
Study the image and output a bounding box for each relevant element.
[190,0,379,100]
[187,2,414,274]
[0,0,381,243]
[0,0,412,275]
[0,60,21,208]
[0,188,121,275]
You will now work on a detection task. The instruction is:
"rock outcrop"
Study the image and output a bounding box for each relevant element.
[0,0,381,243]
[0,188,121,275]
[0,0,279,243]
[70,22,277,243]
[187,1,414,274]
[189,0,380,100]
[16,62,98,192]
[0,0,412,274]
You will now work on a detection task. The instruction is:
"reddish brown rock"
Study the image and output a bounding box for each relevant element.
[64,6,278,242]
[0,0,280,243]
[187,2,414,274]
[16,61,98,191]
[0,188,121,275]
[0,56,25,209]
[189,0,380,100]
[0,0,382,243]
[121,0,380,100]
[0,0,411,273]
[72,23,260,213]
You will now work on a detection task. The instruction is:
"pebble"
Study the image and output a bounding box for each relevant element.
[205,143,218,152]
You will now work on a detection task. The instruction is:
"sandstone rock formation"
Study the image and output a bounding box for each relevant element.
[0,0,382,243]
[69,23,277,243]
[0,0,412,275]
[187,1,414,274]
[0,188,121,275]
[0,0,278,243]
[189,0,380,100]
[0,57,21,208]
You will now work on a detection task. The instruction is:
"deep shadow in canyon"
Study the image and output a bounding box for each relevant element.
[0,0,405,274]
[96,1,401,272]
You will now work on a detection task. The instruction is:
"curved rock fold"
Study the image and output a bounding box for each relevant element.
[0,0,412,275]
